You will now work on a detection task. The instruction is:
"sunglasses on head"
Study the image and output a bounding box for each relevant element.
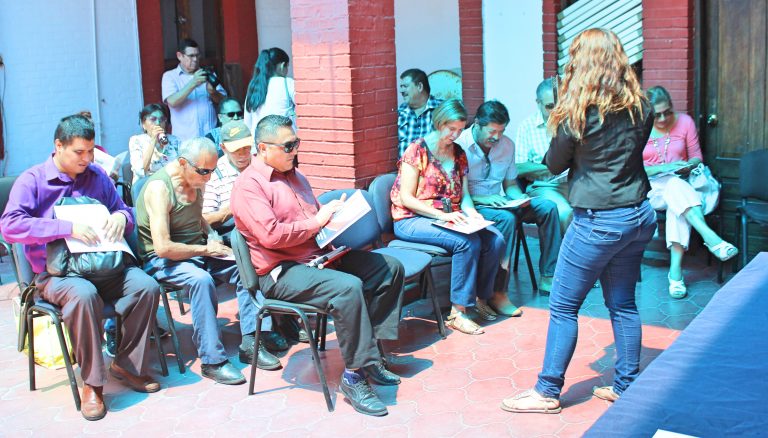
[264,138,301,154]
[181,157,216,175]
[221,111,244,119]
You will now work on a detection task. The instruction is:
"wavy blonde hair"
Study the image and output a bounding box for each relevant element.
[548,28,646,140]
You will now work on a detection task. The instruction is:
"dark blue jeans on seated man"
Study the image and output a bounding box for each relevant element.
[535,200,656,399]
[143,256,267,365]
[393,216,504,307]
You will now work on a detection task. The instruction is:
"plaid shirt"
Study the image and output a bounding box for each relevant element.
[514,111,551,164]
[397,96,443,157]
[203,155,240,214]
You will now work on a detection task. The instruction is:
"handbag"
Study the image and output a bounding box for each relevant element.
[687,163,720,215]
[14,284,75,369]
[46,196,134,281]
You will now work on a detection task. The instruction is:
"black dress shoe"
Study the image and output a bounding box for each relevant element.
[261,331,290,352]
[201,360,246,385]
[363,361,401,386]
[239,336,281,370]
[340,377,388,416]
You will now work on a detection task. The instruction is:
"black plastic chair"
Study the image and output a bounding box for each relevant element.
[736,149,768,269]
[113,151,133,206]
[230,229,333,412]
[317,188,446,338]
[0,175,19,274]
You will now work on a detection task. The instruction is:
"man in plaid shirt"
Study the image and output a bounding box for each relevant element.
[397,68,443,157]
[514,78,572,233]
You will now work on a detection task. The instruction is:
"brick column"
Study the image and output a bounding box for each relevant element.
[290,0,398,192]
[542,0,563,79]
[458,0,484,119]
[642,0,695,113]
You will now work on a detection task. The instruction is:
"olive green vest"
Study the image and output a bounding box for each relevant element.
[135,168,204,261]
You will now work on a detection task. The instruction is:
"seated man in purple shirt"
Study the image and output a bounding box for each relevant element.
[0,115,161,421]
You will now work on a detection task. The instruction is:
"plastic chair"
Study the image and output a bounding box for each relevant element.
[736,149,768,269]
[229,229,334,412]
[113,151,133,206]
[317,188,446,338]
[0,175,19,278]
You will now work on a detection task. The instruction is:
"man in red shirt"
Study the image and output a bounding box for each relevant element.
[231,115,404,417]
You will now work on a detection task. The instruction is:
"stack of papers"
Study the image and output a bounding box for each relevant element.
[432,217,495,234]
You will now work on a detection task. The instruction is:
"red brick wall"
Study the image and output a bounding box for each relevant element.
[542,0,562,79]
[458,0,485,119]
[290,0,397,192]
[642,0,695,113]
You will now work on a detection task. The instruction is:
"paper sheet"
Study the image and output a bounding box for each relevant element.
[315,190,371,248]
[53,204,134,255]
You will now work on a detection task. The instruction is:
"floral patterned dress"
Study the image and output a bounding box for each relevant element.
[390,139,469,221]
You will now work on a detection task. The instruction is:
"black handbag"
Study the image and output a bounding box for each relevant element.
[46,196,134,281]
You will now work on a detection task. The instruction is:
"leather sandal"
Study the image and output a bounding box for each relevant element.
[704,240,738,262]
[668,274,687,299]
[592,386,620,402]
[474,300,498,321]
[500,389,561,414]
[446,310,484,335]
[488,296,523,317]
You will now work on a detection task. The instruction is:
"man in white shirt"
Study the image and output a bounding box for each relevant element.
[456,101,562,294]
[514,78,572,233]
[162,39,226,141]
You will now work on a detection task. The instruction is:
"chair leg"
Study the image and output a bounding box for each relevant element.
[51,313,81,411]
[319,315,328,351]
[248,310,266,396]
[424,269,446,339]
[176,289,186,315]
[297,310,334,412]
[513,227,522,273]
[160,287,185,373]
[519,226,538,291]
[27,313,36,392]
[741,214,749,270]
[153,324,169,377]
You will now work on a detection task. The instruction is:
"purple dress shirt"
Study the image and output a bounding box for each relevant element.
[0,156,134,274]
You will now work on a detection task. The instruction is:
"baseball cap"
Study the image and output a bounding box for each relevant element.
[221,120,254,152]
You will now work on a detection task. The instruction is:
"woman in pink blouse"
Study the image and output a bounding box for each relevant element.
[643,86,736,299]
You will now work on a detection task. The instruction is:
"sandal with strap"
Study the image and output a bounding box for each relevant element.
[592,386,620,402]
[474,300,498,321]
[500,389,562,414]
[446,311,484,335]
[668,274,687,299]
[704,240,738,262]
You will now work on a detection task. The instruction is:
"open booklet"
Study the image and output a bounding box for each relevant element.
[53,204,135,255]
[432,217,495,234]
[315,189,372,248]
[476,196,537,209]
[547,169,569,184]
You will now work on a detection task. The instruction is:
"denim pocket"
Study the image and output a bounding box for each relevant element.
[588,227,622,242]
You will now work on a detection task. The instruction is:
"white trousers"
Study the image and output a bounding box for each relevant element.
[648,175,703,249]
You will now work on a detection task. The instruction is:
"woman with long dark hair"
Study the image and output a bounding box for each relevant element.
[501,28,657,413]
[243,47,295,137]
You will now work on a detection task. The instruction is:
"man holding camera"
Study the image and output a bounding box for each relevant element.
[162,38,226,141]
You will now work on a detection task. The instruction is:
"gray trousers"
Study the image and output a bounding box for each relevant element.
[37,266,160,387]
[477,197,562,290]
[257,251,404,369]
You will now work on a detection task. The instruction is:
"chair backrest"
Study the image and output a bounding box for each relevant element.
[739,149,768,201]
[116,151,133,185]
[12,243,35,290]
[368,173,397,233]
[0,175,19,217]
[131,176,149,206]
[231,228,260,292]
[316,189,382,249]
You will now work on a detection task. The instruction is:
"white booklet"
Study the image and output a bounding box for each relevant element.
[315,190,371,248]
[432,217,494,234]
[477,197,537,209]
[53,204,134,255]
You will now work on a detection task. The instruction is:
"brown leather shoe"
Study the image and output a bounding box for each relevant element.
[109,363,161,393]
[81,384,106,421]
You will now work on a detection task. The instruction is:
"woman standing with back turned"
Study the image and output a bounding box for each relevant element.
[243,47,296,137]
[501,28,657,413]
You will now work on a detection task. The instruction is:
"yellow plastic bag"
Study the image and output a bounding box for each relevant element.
[12,296,75,370]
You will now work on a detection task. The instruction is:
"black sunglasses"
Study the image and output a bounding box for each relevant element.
[220,111,244,119]
[181,157,216,175]
[544,103,555,110]
[264,138,301,154]
[654,108,674,119]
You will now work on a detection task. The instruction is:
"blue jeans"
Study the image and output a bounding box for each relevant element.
[535,200,657,398]
[393,216,504,307]
[144,256,267,365]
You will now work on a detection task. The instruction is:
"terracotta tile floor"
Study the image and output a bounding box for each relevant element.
[0,235,730,437]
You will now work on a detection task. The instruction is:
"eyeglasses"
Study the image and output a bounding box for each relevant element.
[263,138,301,154]
[181,157,216,175]
[654,108,674,119]
[146,115,167,124]
[182,52,200,59]
[220,111,244,119]
[544,103,556,110]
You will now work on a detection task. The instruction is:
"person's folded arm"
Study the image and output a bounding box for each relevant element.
[544,126,575,175]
